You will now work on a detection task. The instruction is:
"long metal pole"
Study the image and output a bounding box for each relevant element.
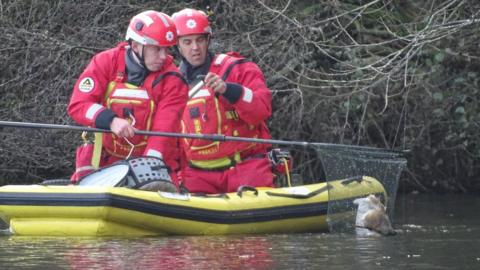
[0,120,405,157]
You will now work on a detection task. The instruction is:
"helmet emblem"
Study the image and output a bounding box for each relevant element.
[135,22,144,31]
[186,19,196,29]
[165,31,174,42]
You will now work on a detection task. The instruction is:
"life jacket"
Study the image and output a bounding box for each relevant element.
[72,46,185,182]
[181,53,262,169]
[96,48,157,159]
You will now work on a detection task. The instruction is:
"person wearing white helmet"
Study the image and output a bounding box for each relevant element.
[172,8,275,194]
[68,10,188,184]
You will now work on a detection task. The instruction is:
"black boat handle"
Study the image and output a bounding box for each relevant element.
[236,185,258,197]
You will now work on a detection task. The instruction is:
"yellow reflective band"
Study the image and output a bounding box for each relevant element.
[234,152,241,162]
[225,111,239,120]
[189,152,242,170]
[214,97,222,134]
[91,132,103,169]
[194,119,201,134]
[189,157,233,169]
[104,82,116,102]
[108,99,142,105]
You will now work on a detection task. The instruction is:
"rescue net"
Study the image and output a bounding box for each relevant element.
[316,145,407,233]
[280,144,406,233]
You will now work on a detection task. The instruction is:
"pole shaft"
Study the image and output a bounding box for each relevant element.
[0,120,404,156]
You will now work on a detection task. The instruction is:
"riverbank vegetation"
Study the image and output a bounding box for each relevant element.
[0,0,479,193]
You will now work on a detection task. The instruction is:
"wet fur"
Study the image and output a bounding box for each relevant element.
[138,181,178,193]
[353,194,396,236]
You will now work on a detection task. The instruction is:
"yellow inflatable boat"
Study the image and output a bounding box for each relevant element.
[0,176,386,236]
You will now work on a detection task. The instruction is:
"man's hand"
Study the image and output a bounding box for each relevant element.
[205,72,226,94]
[110,117,135,138]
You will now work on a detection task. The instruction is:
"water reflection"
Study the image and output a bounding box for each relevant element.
[1,236,274,270]
[0,194,479,269]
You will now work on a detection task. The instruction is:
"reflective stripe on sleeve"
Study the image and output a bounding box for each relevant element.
[85,103,104,120]
[75,165,95,173]
[242,87,253,103]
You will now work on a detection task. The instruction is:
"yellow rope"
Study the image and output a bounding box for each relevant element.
[283,158,291,187]
[81,131,89,144]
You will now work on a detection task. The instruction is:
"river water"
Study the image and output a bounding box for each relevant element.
[0,193,479,270]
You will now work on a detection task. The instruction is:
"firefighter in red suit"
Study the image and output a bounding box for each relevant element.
[68,11,188,183]
[172,8,275,194]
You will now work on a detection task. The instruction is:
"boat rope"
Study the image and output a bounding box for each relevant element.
[265,184,331,199]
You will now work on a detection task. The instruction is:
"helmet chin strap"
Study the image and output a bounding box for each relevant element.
[130,41,148,70]
[206,34,211,47]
